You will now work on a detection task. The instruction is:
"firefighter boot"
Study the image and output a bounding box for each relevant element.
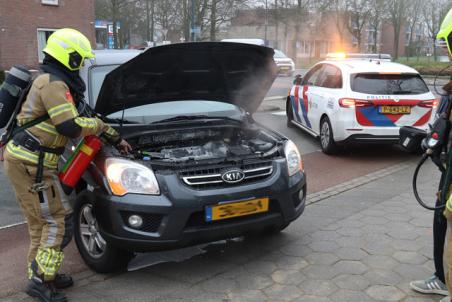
[25,275,67,302]
[53,274,73,289]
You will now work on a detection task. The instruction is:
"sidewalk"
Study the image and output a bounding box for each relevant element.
[1,160,444,302]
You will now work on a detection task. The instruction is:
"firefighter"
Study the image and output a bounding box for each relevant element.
[3,28,131,302]
[435,8,452,302]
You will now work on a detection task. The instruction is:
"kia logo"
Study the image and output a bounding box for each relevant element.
[221,169,245,183]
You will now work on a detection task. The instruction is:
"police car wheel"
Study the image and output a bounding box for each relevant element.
[286,99,294,128]
[320,117,338,154]
[74,195,133,273]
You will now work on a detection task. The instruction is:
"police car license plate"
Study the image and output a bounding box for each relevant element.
[205,198,269,222]
[379,105,411,114]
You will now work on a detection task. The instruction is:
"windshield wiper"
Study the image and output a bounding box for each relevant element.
[101,116,140,124]
[151,115,241,124]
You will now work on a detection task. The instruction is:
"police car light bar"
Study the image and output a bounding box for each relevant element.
[326,53,392,61]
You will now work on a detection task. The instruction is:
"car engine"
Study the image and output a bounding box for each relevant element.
[127,125,281,163]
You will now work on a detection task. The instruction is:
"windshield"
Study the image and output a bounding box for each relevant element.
[89,65,119,104]
[273,50,287,58]
[350,73,429,95]
[107,100,243,124]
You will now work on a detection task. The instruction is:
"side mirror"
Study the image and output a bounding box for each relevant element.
[293,74,302,85]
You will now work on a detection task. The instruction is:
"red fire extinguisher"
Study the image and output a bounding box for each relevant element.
[59,135,102,193]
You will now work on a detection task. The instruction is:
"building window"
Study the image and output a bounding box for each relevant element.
[37,29,57,63]
[41,0,59,5]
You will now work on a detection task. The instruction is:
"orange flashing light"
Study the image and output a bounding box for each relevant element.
[327,52,346,59]
[378,72,402,75]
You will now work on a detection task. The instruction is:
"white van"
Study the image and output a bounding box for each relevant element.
[221,38,266,46]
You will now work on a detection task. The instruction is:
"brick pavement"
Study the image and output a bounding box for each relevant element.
[1,160,445,302]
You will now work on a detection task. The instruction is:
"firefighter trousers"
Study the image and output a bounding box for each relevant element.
[3,150,73,281]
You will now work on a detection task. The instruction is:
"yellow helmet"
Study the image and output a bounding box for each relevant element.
[43,28,95,71]
[437,8,452,56]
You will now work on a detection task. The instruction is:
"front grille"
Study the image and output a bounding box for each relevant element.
[179,161,274,189]
[120,211,163,233]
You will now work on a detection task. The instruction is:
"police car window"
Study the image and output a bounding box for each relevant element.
[319,65,342,89]
[351,73,429,95]
[314,66,328,86]
[303,65,323,86]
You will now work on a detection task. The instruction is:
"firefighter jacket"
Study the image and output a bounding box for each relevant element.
[6,73,120,169]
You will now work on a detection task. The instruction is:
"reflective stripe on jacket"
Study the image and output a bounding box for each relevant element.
[7,73,120,168]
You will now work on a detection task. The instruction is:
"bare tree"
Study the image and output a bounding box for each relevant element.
[330,0,348,51]
[154,0,183,41]
[143,0,155,42]
[210,0,218,41]
[344,0,372,52]
[423,0,451,60]
[405,0,423,58]
[368,0,386,53]
[388,0,409,59]
[290,0,310,60]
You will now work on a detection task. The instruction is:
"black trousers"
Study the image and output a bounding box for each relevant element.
[434,175,448,283]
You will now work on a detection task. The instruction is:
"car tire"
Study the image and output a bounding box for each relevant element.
[74,195,134,274]
[286,98,294,128]
[320,117,339,154]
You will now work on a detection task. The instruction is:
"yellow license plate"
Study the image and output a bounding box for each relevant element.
[379,105,411,114]
[205,198,269,222]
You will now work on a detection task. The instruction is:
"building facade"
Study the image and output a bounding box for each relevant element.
[0,0,95,71]
[225,8,432,63]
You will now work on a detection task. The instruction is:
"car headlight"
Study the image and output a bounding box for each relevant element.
[284,140,303,176]
[105,158,160,196]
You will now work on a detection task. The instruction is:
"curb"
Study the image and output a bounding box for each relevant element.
[306,158,416,205]
[263,96,285,102]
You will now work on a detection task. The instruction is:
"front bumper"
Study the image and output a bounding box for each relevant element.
[86,158,306,252]
[276,64,295,75]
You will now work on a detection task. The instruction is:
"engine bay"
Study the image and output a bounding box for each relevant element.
[126,125,282,163]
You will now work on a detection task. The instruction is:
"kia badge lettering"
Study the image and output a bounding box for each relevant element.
[221,169,245,184]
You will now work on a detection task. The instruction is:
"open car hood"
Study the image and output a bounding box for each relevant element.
[95,42,277,115]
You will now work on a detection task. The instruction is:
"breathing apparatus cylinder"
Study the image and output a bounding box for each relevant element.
[59,135,102,194]
[0,65,32,128]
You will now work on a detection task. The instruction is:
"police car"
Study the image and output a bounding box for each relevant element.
[286,53,438,154]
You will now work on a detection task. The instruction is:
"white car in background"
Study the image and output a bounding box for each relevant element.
[273,49,295,76]
[286,54,438,154]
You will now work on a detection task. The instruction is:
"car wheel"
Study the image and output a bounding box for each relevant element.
[286,98,294,128]
[320,117,339,154]
[74,196,134,274]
